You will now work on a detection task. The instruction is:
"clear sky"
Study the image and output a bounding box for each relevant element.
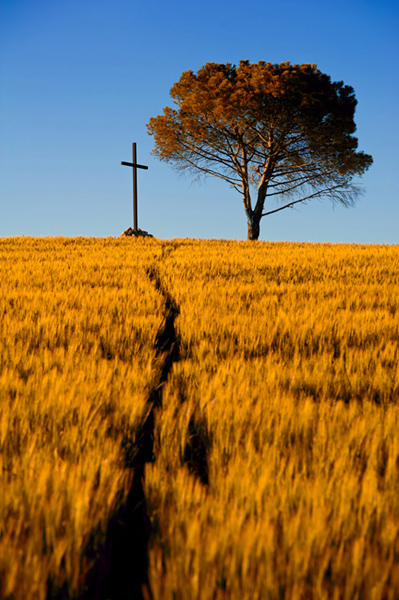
[1,0,398,242]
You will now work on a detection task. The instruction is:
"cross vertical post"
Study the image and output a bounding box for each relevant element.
[121,143,148,232]
[132,143,138,231]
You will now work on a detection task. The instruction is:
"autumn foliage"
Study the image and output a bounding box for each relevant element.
[147,61,373,239]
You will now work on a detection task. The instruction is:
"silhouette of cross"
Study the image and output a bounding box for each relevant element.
[121,143,148,231]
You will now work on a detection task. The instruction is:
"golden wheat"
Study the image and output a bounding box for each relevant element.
[145,240,399,600]
[0,237,164,599]
[1,238,399,599]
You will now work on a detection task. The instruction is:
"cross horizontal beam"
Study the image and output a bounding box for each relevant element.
[121,161,148,170]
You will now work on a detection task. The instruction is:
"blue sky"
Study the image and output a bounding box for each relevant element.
[1,0,398,242]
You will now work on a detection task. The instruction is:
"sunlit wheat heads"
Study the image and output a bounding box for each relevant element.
[145,240,399,600]
[0,237,164,599]
[1,238,399,599]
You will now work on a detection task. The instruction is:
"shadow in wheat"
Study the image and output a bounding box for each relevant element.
[47,271,180,600]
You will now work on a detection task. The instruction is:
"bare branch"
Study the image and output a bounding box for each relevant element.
[262,184,360,217]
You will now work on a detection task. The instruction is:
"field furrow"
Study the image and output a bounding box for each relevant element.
[0,238,164,599]
[1,238,399,600]
[145,240,399,600]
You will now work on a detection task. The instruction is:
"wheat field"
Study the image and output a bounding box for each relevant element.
[1,237,399,599]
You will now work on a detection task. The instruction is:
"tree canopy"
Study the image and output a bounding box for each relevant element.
[147,61,373,240]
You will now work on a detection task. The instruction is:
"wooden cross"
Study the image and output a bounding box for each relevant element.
[121,142,148,232]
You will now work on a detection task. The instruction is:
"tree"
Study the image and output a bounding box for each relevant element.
[147,61,373,240]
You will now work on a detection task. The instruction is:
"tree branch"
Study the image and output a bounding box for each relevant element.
[262,185,355,217]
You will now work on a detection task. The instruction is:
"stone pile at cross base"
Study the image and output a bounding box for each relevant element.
[121,227,154,238]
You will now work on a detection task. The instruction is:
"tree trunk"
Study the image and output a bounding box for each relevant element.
[246,210,261,240]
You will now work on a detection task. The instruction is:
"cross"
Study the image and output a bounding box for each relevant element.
[121,142,148,232]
